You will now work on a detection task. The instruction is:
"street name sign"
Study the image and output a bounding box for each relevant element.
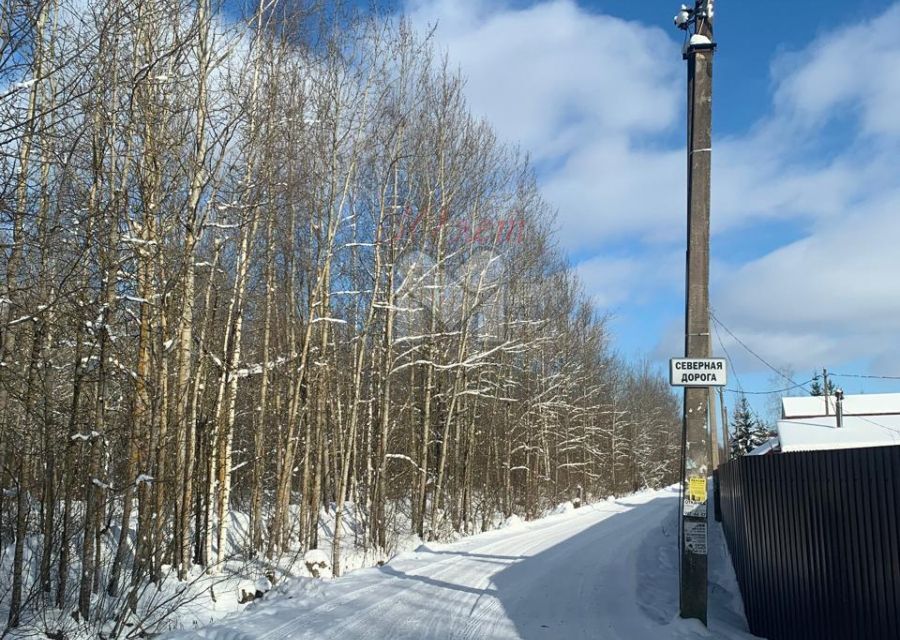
[669,358,727,387]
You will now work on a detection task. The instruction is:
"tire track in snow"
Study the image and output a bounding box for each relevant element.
[242,517,571,640]
[330,502,643,640]
[177,493,682,640]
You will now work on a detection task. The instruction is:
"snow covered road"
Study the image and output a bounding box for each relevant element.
[169,488,759,640]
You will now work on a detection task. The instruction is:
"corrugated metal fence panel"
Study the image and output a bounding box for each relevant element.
[718,446,900,640]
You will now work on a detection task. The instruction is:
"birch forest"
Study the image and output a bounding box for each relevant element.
[0,0,680,633]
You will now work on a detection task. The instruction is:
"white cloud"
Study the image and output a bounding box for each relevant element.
[772,4,900,138]
[709,5,900,235]
[544,141,685,248]
[406,0,681,156]
[405,0,900,377]
[405,0,684,248]
[577,249,684,309]
[712,191,900,370]
[706,5,900,375]
[575,255,641,309]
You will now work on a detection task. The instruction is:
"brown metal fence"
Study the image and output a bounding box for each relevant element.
[718,446,900,640]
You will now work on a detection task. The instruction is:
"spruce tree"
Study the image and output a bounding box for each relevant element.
[809,373,835,396]
[730,396,770,456]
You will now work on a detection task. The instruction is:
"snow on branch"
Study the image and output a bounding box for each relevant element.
[391,340,517,375]
[121,236,158,246]
[384,453,426,474]
[456,388,518,402]
[394,331,461,345]
[372,302,424,313]
[234,353,298,378]
[203,222,240,229]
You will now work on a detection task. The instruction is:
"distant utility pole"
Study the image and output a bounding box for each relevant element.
[708,335,720,471]
[675,0,716,625]
[719,386,729,460]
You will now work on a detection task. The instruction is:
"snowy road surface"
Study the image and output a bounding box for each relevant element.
[169,488,759,640]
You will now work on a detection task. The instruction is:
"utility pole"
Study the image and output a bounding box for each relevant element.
[719,386,728,460]
[675,0,716,625]
[708,335,720,471]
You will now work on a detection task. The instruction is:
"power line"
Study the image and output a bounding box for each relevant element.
[725,378,815,396]
[855,415,900,439]
[712,320,742,393]
[709,310,813,395]
[708,315,900,440]
[830,372,900,381]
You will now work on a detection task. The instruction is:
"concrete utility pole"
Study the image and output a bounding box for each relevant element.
[709,385,720,468]
[719,386,729,460]
[708,335,720,470]
[675,0,716,625]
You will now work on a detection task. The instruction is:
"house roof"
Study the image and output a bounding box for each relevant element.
[747,437,780,456]
[781,392,900,419]
[776,414,900,452]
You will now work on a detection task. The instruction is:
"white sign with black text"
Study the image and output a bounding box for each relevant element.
[669,358,727,387]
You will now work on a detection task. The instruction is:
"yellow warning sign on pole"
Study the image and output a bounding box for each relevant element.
[688,476,707,503]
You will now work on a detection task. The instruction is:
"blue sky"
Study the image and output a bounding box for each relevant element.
[400,0,900,421]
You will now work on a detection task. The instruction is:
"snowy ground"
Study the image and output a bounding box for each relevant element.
[0,503,417,639]
[164,488,761,640]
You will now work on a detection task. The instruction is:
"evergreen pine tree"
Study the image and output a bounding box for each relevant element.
[809,373,835,396]
[809,376,822,396]
[730,396,770,456]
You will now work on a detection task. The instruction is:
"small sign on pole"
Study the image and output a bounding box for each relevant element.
[684,520,708,555]
[670,358,727,387]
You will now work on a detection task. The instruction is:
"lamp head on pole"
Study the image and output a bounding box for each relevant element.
[674,4,692,29]
[676,0,716,56]
[674,1,715,32]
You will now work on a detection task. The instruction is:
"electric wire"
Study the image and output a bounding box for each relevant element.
[709,314,900,439]
[709,309,814,394]
[830,372,900,381]
[725,379,816,396]
[712,315,742,394]
[854,415,900,439]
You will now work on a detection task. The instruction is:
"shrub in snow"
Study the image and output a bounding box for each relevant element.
[304,549,332,578]
[255,576,273,593]
[549,501,575,515]
[237,573,275,604]
[502,514,523,529]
